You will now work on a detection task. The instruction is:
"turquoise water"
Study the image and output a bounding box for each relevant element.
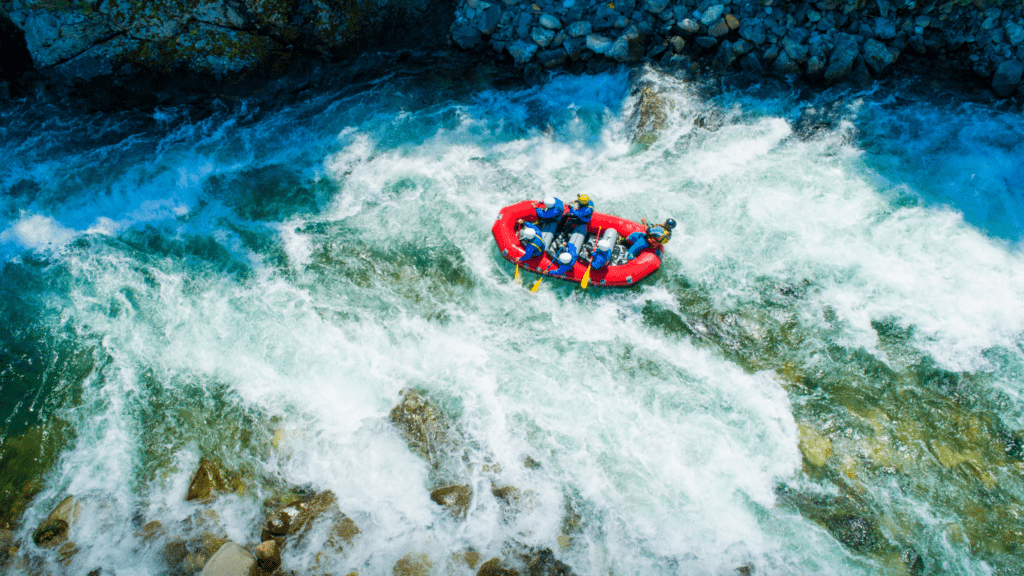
[1,60,1023,575]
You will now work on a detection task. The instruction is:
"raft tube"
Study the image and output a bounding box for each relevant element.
[492,199,662,287]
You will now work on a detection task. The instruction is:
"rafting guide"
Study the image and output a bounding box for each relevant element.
[492,197,676,289]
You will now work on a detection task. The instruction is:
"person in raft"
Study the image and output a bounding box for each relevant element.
[515,219,545,262]
[550,245,578,276]
[625,218,676,260]
[590,236,614,270]
[564,193,594,230]
[535,196,564,223]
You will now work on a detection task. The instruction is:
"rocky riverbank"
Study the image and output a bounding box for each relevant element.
[449,0,1023,97]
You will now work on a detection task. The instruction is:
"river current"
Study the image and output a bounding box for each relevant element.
[1,58,1023,575]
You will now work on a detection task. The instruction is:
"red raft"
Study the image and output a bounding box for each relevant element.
[491,200,662,287]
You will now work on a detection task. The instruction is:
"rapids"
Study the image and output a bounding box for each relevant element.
[1,58,1023,575]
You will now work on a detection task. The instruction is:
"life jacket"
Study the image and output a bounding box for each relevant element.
[535,198,564,221]
[566,200,594,225]
[521,223,545,254]
[646,225,671,247]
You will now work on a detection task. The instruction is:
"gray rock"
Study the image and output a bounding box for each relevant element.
[646,0,671,14]
[586,34,614,54]
[874,17,897,40]
[566,20,592,37]
[807,9,821,23]
[540,13,562,30]
[992,59,1023,96]
[564,36,588,59]
[607,24,650,62]
[981,17,999,30]
[550,31,568,48]
[701,4,725,26]
[783,34,808,62]
[508,39,539,63]
[740,52,763,72]
[592,6,622,30]
[772,50,800,74]
[618,0,637,13]
[478,6,503,34]
[862,38,897,74]
[763,44,780,63]
[695,36,718,49]
[453,23,484,48]
[713,40,737,69]
[516,13,532,38]
[532,26,556,47]
[709,19,730,37]
[201,543,255,576]
[824,32,859,83]
[732,39,749,55]
[1007,21,1024,46]
[739,19,766,44]
[537,48,569,68]
[914,15,931,28]
[678,18,700,34]
[9,8,115,68]
[668,35,686,53]
[806,54,826,76]
[876,0,891,17]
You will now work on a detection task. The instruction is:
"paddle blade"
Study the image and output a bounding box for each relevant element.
[580,265,592,289]
[530,275,544,293]
[514,263,521,283]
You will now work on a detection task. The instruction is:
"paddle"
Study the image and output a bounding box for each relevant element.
[580,226,602,290]
[514,220,522,284]
[531,245,564,293]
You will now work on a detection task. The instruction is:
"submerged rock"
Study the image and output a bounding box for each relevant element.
[524,548,575,576]
[389,389,454,466]
[798,424,834,467]
[430,484,473,518]
[394,552,433,576]
[479,557,520,576]
[32,519,69,548]
[991,59,1023,97]
[187,459,229,501]
[253,539,281,573]
[261,490,356,543]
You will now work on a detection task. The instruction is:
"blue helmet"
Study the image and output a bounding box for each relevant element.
[665,218,677,229]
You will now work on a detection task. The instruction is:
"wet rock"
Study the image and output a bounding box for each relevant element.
[479,557,520,576]
[563,37,588,59]
[799,424,833,467]
[863,38,897,74]
[140,520,164,543]
[991,59,1023,97]
[825,514,882,553]
[701,5,725,26]
[201,542,255,576]
[261,491,350,542]
[33,519,68,548]
[629,82,672,144]
[645,0,670,14]
[390,389,453,465]
[714,41,738,70]
[538,49,569,69]
[783,33,809,63]
[695,36,718,50]
[524,548,574,576]
[187,459,228,501]
[591,6,622,31]
[479,6,504,35]
[430,484,472,518]
[394,552,432,576]
[772,50,800,74]
[725,14,740,30]
[254,539,282,573]
[668,36,686,53]
[607,24,651,62]
[566,21,591,37]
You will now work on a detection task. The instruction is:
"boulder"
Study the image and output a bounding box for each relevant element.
[695,36,718,50]
[798,424,833,467]
[187,459,228,502]
[739,19,766,45]
[261,491,349,542]
[478,557,519,576]
[991,59,1023,96]
[563,37,588,59]
[201,542,255,576]
[725,14,740,30]
[806,55,826,76]
[772,50,800,74]
[537,49,569,69]
[32,519,68,548]
[253,539,282,573]
[824,33,860,83]
[677,19,700,35]
[591,6,621,31]
[607,24,651,62]
[565,21,591,37]
[453,24,485,48]
[395,552,432,576]
[782,34,809,63]
[508,40,539,64]
[874,17,897,40]
[1006,21,1024,47]
[668,36,686,53]
[524,548,575,576]
[585,34,614,55]
[532,26,556,48]
[539,14,561,30]
[862,38,897,74]
[713,40,737,70]
[389,389,453,465]
[645,0,671,14]
[700,4,725,26]
[478,6,503,35]
[708,19,730,38]
[430,485,472,518]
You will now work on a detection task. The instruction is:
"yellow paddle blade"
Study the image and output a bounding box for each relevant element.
[580,265,592,289]
[514,263,521,283]
[530,274,544,293]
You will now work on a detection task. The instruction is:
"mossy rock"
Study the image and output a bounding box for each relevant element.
[389,389,453,465]
[430,484,472,519]
[393,552,432,576]
[262,490,343,541]
[478,557,519,576]
[32,519,69,548]
[186,458,228,501]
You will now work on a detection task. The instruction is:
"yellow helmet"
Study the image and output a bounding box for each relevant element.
[577,194,590,205]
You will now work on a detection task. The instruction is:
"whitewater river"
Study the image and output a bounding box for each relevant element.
[1,58,1023,575]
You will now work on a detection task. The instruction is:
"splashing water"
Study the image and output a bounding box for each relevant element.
[1,61,1023,575]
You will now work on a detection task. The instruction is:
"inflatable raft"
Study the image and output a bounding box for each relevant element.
[492,200,662,287]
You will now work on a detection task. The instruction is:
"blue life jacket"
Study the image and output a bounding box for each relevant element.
[626,231,663,259]
[591,245,612,269]
[535,198,564,222]
[551,243,578,276]
[567,200,594,224]
[520,222,545,260]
